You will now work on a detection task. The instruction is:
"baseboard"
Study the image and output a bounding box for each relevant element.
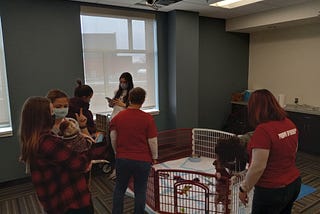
[0,176,31,188]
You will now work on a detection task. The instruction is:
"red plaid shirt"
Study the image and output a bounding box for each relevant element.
[30,132,107,214]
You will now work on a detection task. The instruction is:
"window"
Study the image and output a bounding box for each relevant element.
[0,17,12,137]
[80,7,159,115]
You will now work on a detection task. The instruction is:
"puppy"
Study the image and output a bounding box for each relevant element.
[213,136,248,211]
[59,118,94,153]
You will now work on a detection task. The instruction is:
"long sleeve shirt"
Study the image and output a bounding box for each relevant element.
[30,132,108,214]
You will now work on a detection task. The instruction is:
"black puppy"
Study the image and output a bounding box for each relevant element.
[213,136,248,210]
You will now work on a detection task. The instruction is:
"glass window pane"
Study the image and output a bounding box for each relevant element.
[81,15,129,50]
[80,12,158,115]
[0,17,12,135]
[132,20,146,50]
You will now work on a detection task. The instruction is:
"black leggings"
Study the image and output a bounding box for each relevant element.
[252,177,301,214]
[65,205,94,214]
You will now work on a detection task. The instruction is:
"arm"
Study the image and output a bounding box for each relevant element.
[239,148,269,204]
[148,137,158,163]
[110,130,117,154]
[241,148,269,192]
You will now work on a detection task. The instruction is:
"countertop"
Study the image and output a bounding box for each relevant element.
[284,104,320,116]
[231,101,320,116]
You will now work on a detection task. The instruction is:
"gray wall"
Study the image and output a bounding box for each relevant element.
[0,0,249,182]
[168,11,199,128]
[199,17,249,129]
[0,0,85,182]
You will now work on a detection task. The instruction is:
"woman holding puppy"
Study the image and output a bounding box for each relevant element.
[19,96,108,214]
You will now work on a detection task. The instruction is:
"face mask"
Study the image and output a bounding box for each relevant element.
[120,83,128,90]
[53,107,69,119]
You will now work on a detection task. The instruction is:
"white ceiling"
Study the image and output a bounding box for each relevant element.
[70,0,315,19]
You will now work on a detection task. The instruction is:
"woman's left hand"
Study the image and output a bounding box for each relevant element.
[239,191,249,206]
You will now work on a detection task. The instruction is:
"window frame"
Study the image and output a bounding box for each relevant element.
[0,17,13,137]
[80,6,159,116]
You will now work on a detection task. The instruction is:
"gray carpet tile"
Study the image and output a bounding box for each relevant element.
[0,151,319,214]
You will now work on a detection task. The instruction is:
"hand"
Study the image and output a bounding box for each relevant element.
[152,159,158,165]
[113,99,126,108]
[75,108,87,127]
[239,191,249,206]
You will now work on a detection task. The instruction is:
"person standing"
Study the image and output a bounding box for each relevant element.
[239,89,301,214]
[67,80,96,135]
[19,96,108,214]
[108,72,134,120]
[110,87,158,214]
[107,72,134,179]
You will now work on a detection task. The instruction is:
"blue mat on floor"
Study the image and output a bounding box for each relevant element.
[296,184,316,201]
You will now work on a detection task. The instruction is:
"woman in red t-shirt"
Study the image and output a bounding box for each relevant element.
[239,89,301,214]
[110,87,158,214]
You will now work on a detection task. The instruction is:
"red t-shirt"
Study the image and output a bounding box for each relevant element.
[248,118,300,188]
[109,108,157,162]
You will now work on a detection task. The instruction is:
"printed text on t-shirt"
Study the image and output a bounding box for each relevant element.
[278,128,297,139]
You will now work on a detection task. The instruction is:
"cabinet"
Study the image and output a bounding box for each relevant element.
[224,102,320,155]
[287,111,320,155]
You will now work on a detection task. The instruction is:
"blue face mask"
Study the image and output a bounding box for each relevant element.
[53,107,69,119]
[120,83,128,90]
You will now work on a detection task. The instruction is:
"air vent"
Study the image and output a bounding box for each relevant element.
[156,0,183,6]
[136,0,183,7]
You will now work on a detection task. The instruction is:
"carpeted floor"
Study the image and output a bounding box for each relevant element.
[0,151,319,214]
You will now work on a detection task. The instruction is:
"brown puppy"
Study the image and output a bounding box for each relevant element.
[59,118,94,153]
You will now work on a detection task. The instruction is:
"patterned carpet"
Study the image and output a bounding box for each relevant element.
[0,151,319,214]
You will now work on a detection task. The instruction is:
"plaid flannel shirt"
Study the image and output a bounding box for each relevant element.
[30,132,107,214]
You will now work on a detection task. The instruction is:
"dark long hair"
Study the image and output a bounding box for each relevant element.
[247,89,287,128]
[74,80,93,98]
[19,97,52,163]
[113,72,134,105]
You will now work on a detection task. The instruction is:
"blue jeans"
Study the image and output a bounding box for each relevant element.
[252,177,301,214]
[112,158,151,214]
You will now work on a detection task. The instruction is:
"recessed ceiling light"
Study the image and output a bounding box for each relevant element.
[210,0,264,9]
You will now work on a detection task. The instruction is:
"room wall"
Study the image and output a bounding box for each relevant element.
[199,17,249,129]
[0,0,173,183]
[0,0,85,182]
[168,10,199,129]
[248,23,320,107]
[0,0,249,183]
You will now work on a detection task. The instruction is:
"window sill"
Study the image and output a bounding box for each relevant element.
[143,108,160,116]
[94,108,160,119]
[0,127,13,137]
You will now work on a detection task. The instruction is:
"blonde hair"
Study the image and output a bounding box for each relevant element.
[19,97,52,163]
